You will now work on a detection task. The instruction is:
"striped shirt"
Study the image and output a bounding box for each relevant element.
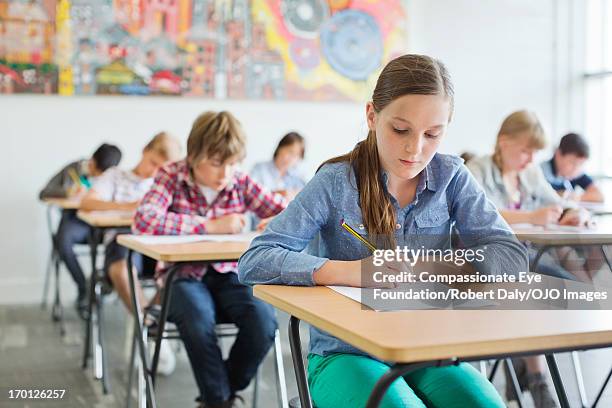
[92,167,153,203]
[133,159,287,280]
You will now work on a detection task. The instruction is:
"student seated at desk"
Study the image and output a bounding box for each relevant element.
[251,131,307,200]
[239,55,528,408]
[80,132,181,315]
[250,131,306,229]
[39,143,122,318]
[467,110,597,408]
[541,132,604,203]
[133,111,287,408]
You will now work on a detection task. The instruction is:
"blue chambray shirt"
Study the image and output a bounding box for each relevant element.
[238,153,528,358]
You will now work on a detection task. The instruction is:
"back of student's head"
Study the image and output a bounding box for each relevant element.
[273,132,305,159]
[322,54,454,246]
[558,132,589,158]
[92,143,122,172]
[187,111,246,167]
[459,151,475,164]
[493,110,546,167]
[144,132,182,162]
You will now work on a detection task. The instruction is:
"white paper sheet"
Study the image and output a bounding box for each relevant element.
[128,232,259,245]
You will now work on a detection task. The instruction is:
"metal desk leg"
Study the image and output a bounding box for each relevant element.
[601,245,612,273]
[97,283,110,393]
[51,246,65,336]
[273,328,289,408]
[42,205,55,309]
[505,358,524,408]
[592,365,612,408]
[545,354,571,408]
[488,359,501,382]
[531,245,551,272]
[82,228,99,369]
[150,266,179,386]
[126,250,156,408]
[288,316,312,408]
[570,351,588,408]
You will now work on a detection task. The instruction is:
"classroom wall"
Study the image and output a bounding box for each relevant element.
[0,0,578,304]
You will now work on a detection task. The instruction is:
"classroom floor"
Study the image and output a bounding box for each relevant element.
[1,300,612,408]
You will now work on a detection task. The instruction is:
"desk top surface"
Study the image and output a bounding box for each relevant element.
[77,210,133,228]
[42,198,81,210]
[512,216,612,245]
[116,234,253,262]
[254,285,612,362]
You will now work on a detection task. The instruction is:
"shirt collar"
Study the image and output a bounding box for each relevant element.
[549,157,558,176]
[380,164,434,195]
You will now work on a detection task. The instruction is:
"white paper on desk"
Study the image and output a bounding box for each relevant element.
[327,285,498,312]
[544,224,585,232]
[129,232,259,245]
[510,223,543,230]
[327,285,437,312]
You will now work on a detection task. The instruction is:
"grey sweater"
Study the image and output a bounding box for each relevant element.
[39,159,88,200]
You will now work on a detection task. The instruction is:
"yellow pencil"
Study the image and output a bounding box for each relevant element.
[341,219,377,252]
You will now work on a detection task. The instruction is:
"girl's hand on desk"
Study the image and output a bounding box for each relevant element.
[313,258,397,288]
[529,206,563,226]
[558,208,591,227]
[205,214,246,234]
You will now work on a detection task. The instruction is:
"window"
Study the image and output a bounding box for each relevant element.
[585,0,612,175]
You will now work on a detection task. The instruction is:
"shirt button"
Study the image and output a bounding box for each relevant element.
[396,223,401,230]
[358,224,365,230]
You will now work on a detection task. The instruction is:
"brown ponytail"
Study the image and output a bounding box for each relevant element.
[320,54,454,247]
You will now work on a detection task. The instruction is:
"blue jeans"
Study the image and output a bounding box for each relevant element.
[167,268,277,405]
[55,210,90,295]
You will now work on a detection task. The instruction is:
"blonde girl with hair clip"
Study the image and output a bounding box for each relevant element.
[239,54,529,408]
[468,110,598,407]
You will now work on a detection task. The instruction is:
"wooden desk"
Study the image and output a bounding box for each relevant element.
[77,210,133,228]
[513,216,612,246]
[511,218,612,273]
[580,202,612,216]
[116,235,251,262]
[116,234,290,408]
[77,210,133,394]
[42,197,81,209]
[254,285,612,408]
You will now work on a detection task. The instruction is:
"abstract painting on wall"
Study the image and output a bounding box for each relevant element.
[0,0,407,100]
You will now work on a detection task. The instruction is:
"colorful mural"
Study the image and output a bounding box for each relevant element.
[0,0,406,100]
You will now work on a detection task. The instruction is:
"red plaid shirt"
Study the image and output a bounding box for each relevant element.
[132,159,287,279]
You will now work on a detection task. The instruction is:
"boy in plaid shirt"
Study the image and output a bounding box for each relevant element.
[133,111,286,408]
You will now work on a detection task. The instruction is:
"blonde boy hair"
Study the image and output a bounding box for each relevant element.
[186,111,246,168]
[493,110,547,168]
[145,132,182,162]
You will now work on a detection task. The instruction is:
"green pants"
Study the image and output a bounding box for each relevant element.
[307,354,505,408]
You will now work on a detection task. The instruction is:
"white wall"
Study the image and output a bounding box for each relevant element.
[1,0,572,304]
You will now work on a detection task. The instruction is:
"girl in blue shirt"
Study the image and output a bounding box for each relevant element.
[238,54,527,408]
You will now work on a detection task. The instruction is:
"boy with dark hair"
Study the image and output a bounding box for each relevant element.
[40,143,122,318]
[541,133,604,202]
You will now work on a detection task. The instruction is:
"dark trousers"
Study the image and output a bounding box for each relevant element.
[55,210,90,295]
[168,268,277,405]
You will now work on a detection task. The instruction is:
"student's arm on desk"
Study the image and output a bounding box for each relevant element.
[500,207,562,226]
[239,166,336,286]
[581,184,605,203]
